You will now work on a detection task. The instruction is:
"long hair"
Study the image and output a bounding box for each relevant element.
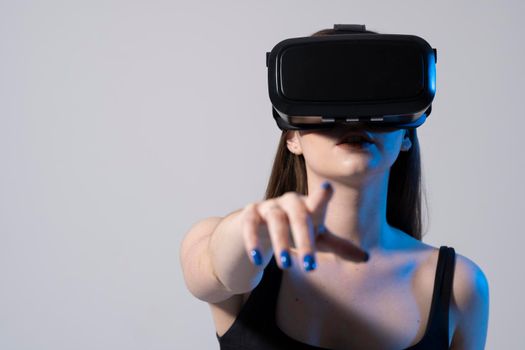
[263,27,428,240]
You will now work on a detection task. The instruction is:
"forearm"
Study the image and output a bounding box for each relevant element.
[208,209,272,294]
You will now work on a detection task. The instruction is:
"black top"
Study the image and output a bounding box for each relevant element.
[216,245,456,350]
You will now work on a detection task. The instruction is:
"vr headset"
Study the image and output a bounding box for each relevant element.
[266,24,437,130]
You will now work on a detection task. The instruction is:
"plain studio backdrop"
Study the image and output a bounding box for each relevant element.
[0,0,522,349]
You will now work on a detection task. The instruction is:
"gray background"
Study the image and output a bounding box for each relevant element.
[0,0,522,349]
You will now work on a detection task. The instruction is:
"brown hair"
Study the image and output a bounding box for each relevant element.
[263,27,428,240]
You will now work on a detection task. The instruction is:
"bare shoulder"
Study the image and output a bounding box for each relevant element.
[179,216,223,258]
[418,244,490,319]
[410,242,489,349]
[449,250,490,349]
[404,238,489,303]
[451,251,490,311]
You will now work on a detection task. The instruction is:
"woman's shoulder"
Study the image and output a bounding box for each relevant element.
[421,242,489,304]
[447,248,490,348]
[404,238,489,311]
[417,241,489,300]
[449,249,490,313]
[415,242,489,348]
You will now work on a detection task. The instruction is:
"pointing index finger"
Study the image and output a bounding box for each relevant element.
[305,181,333,216]
[304,180,333,227]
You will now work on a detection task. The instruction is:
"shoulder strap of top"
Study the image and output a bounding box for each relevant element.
[428,245,456,342]
[441,246,456,336]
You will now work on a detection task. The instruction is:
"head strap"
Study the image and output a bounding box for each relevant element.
[333,24,366,32]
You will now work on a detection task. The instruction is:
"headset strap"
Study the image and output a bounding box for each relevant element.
[333,24,366,32]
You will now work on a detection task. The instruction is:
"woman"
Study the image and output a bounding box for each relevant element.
[179,27,489,350]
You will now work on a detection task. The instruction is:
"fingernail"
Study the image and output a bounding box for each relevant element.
[251,249,262,265]
[321,181,332,190]
[317,223,326,235]
[303,254,316,271]
[280,250,292,269]
[363,252,370,262]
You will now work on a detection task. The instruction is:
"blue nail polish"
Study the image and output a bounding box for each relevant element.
[321,181,331,190]
[363,252,370,262]
[251,249,262,265]
[303,254,316,271]
[280,250,292,268]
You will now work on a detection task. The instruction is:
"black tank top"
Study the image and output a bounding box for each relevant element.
[216,245,456,350]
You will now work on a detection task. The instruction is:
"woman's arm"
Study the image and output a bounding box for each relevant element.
[450,253,490,350]
[179,208,270,304]
[180,184,346,305]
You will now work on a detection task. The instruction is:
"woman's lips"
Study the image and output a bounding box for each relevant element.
[337,141,374,150]
[336,131,375,144]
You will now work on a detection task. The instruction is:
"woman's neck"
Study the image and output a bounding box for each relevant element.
[307,170,399,254]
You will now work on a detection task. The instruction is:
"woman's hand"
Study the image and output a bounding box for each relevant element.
[239,181,368,272]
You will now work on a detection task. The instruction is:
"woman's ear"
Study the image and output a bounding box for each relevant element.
[286,131,303,155]
[400,130,412,152]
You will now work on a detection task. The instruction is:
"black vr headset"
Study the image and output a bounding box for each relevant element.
[266,24,437,130]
